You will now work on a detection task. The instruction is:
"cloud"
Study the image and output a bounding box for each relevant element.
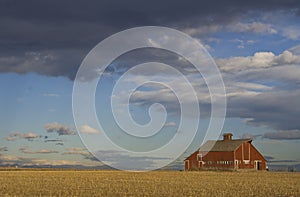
[0,155,22,166]
[265,156,275,161]
[62,147,97,161]
[0,0,299,78]
[263,130,300,140]
[217,50,300,72]
[227,90,300,132]
[0,1,299,145]
[183,21,279,43]
[44,139,63,143]
[43,93,60,97]
[241,133,262,139]
[79,125,101,134]
[93,150,171,170]
[183,25,222,36]
[0,154,100,167]
[63,147,90,156]
[37,149,59,154]
[267,159,299,163]
[0,147,8,152]
[216,46,300,133]
[44,122,75,135]
[19,146,59,154]
[5,132,42,141]
[164,122,177,127]
[231,39,256,49]
[227,22,277,34]
[122,45,300,135]
[281,26,300,40]
[0,49,83,80]
[265,154,299,164]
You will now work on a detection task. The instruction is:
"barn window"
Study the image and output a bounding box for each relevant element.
[197,154,203,161]
[244,160,250,164]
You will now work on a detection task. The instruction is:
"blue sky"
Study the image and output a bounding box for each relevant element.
[0,1,300,170]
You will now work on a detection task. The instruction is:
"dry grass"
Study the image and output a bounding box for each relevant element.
[0,170,299,196]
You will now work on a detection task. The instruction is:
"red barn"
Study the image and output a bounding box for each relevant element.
[184,133,267,171]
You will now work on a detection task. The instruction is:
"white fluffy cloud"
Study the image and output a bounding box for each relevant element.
[217,50,300,72]
[79,125,101,134]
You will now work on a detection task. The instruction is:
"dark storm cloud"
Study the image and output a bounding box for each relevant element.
[1,0,300,139]
[241,133,262,140]
[263,130,300,140]
[1,0,299,28]
[227,90,300,132]
[0,0,300,78]
[0,50,82,80]
[267,159,299,163]
[265,156,275,161]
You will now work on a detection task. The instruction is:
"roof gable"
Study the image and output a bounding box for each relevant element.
[199,139,252,152]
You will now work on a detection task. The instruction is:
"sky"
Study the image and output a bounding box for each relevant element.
[0,0,300,170]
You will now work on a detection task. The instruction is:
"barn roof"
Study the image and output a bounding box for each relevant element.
[199,138,252,152]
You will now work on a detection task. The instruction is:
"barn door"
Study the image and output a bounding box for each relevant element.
[185,160,190,170]
[257,161,261,170]
[254,161,261,170]
[234,160,239,169]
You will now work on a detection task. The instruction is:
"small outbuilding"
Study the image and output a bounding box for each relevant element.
[184,133,267,171]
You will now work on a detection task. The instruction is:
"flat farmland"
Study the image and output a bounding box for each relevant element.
[0,170,299,196]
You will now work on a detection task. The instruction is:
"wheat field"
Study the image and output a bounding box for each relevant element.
[0,170,299,196]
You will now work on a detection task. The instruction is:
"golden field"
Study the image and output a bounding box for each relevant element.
[0,170,299,196]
